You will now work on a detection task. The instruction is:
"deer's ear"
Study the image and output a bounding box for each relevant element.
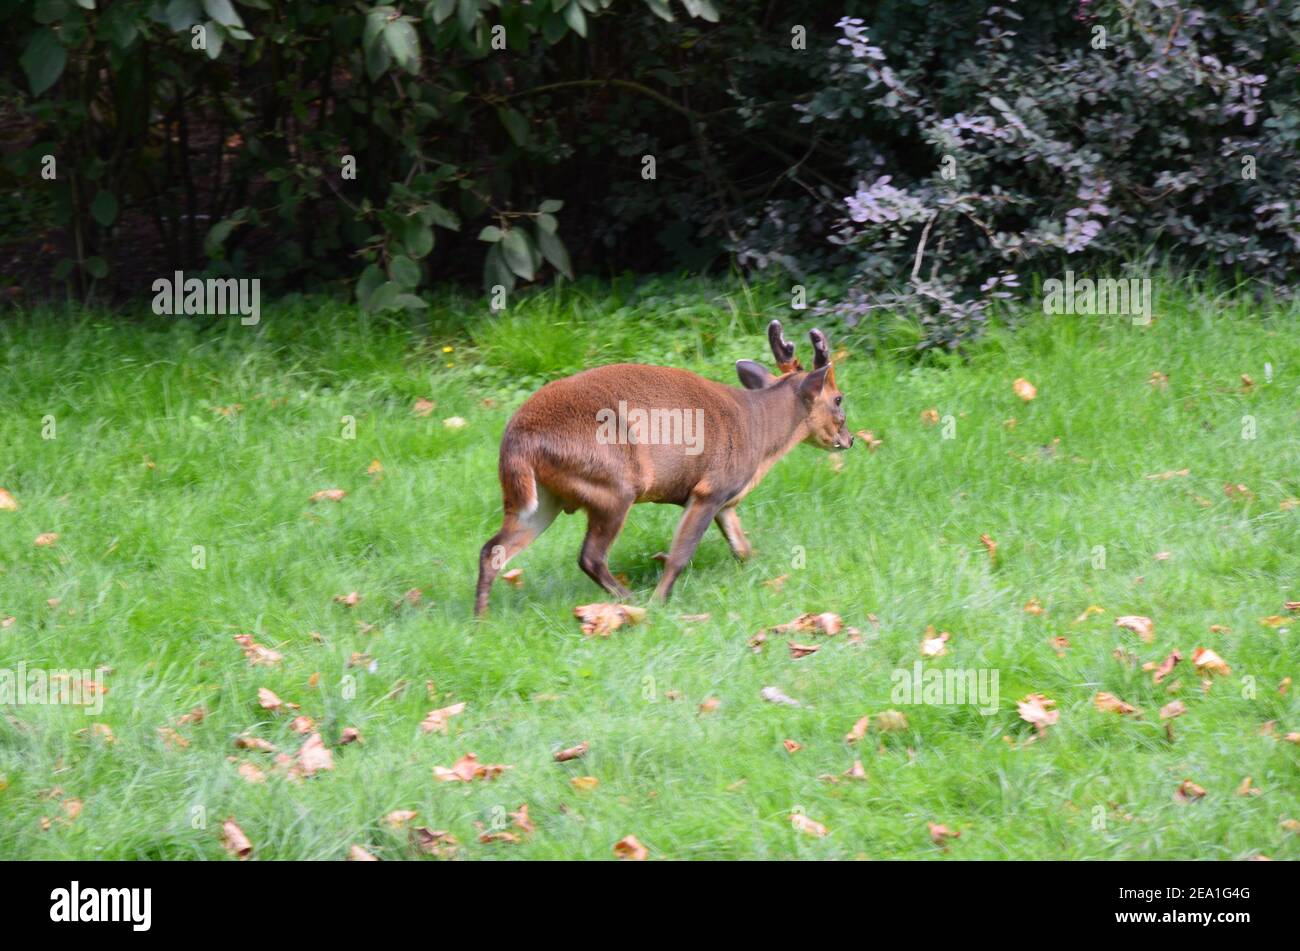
[736,360,776,390]
[798,365,831,406]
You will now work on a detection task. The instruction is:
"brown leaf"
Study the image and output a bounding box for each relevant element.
[0,488,18,510]
[783,739,802,753]
[233,634,283,667]
[1159,700,1187,721]
[1115,615,1155,642]
[333,591,361,607]
[433,752,511,783]
[1093,692,1139,716]
[1236,776,1262,797]
[573,602,646,636]
[421,702,467,734]
[309,488,346,503]
[570,776,599,792]
[34,532,59,547]
[411,827,459,859]
[257,687,298,713]
[844,716,872,744]
[1017,694,1059,736]
[979,533,998,563]
[554,741,590,762]
[297,733,334,777]
[1174,779,1206,803]
[762,574,789,591]
[791,814,828,837]
[855,430,883,451]
[613,835,648,860]
[383,809,417,828]
[347,845,379,861]
[339,727,362,745]
[1259,615,1288,628]
[760,686,802,707]
[157,727,189,749]
[921,408,940,425]
[236,761,267,784]
[221,819,253,860]
[509,804,534,837]
[1073,605,1105,624]
[1149,650,1181,685]
[843,760,868,781]
[920,626,950,657]
[501,568,524,588]
[698,696,721,714]
[1192,646,1231,676]
[771,612,843,636]
[235,734,276,752]
[412,397,436,417]
[788,641,820,659]
[290,715,315,734]
[1012,378,1036,401]
[928,822,960,847]
[1023,597,1044,616]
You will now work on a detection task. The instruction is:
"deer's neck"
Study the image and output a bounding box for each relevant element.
[742,381,808,466]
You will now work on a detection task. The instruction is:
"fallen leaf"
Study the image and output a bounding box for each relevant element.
[845,716,872,744]
[34,532,59,547]
[1259,615,1288,628]
[928,822,960,847]
[333,591,361,607]
[509,804,534,837]
[783,739,802,753]
[613,835,648,860]
[157,727,189,749]
[1,616,15,629]
[1224,482,1255,501]
[340,727,362,745]
[875,710,909,733]
[788,641,820,659]
[347,845,379,861]
[235,734,276,752]
[0,488,17,510]
[443,416,467,430]
[570,776,599,792]
[698,696,721,714]
[421,702,467,734]
[855,430,883,451]
[1236,776,1262,797]
[1144,468,1189,480]
[1192,646,1231,676]
[291,715,315,734]
[791,814,828,837]
[257,687,298,713]
[297,733,334,777]
[1093,692,1139,716]
[843,760,868,781]
[233,634,283,667]
[921,408,940,425]
[1049,635,1070,656]
[1073,605,1105,624]
[367,459,383,476]
[1174,779,1206,803]
[772,612,843,636]
[554,741,589,762]
[383,810,417,828]
[1024,597,1044,616]
[1148,650,1181,685]
[920,626,950,657]
[1012,378,1037,401]
[221,819,253,860]
[1115,615,1155,642]
[762,574,789,591]
[309,489,346,503]
[237,761,267,784]
[979,533,998,563]
[573,602,646,636]
[760,686,802,707]
[433,752,511,783]
[412,398,436,417]
[1017,694,1059,736]
[411,827,459,859]
[501,568,524,588]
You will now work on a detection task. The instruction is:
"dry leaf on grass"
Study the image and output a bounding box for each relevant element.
[788,641,820,659]
[509,804,534,837]
[928,822,960,847]
[1159,700,1187,721]
[433,752,511,783]
[222,819,253,860]
[383,810,417,828]
[501,569,524,588]
[570,776,599,792]
[1024,598,1044,616]
[1115,615,1155,642]
[791,813,828,837]
[235,734,276,752]
[309,489,346,503]
[979,533,998,563]
[421,702,466,734]
[1093,692,1139,716]
[760,686,802,707]
[257,687,298,713]
[1174,779,1207,803]
[698,696,721,714]
[34,532,59,547]
[771,612,843,636]
[347,845,379,861]
[411,827,459,859]
[613,835,648,860]
[783,739,802,753]
[333,591,361,607]
[920,626,950,657]
[573,602,646,636]
[233,634,283,667]
[1017,694,1059,736]
[297,733,334,777]
[1147,650,1181,685]
[554,741,589,762]
[0,488,18,510]
[412,397,436,417]
[1192,647,1231,676]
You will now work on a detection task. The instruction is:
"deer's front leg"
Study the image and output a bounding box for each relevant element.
[714,507,752,561]
[654,493,725,601]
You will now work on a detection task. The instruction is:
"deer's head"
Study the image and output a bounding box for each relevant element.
[736,321,853,451]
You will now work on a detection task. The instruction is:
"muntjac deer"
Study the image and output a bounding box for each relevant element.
[474,321,852,615]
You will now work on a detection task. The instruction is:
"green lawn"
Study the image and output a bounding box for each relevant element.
[1,279,1298,859]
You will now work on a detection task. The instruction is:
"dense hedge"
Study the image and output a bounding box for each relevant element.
[3,1,1297,343]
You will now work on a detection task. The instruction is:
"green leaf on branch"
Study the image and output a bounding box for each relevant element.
[497,108,529,147]
[90,190,119,227]
[536,226,574,280]
[501,228,536,281]
[21,29,67,96]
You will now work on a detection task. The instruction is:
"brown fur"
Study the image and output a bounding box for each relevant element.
[474,323,852,615]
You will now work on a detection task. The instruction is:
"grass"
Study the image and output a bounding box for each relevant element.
[1,278,1298,860]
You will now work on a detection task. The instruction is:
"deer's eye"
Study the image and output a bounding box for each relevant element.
[834,395,843,407]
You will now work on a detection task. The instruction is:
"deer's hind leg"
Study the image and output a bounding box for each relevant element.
[474,485,559,616]
[578,490,635,599]
[714,507,753,561]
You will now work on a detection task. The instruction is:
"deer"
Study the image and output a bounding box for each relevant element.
[474,321,852,616]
